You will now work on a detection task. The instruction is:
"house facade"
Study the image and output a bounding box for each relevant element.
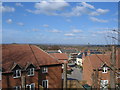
[82,54,119,89]
[2,44,62,89]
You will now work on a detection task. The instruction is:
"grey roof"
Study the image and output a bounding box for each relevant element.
[60,49,79,53]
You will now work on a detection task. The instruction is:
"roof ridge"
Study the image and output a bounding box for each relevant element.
[33,45,60,64]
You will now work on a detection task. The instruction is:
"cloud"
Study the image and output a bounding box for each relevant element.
[89,8,109,16]
[72,29,82,33]
[43,24,49,27]
[17,22,24,26]
[26,1,109,17]
[66,19,71,22]
[64,33,75,36]
[49,29,61,33]
[112,18,118,22]
[61,5,87,17]
[93,30,118,34]
[90,17,108,23]
[32,29,39,31]
[97,8,109,14]
[114,12,118,16]
[61,3,108,17]
[26,0,69,15]
[81,2,95,9]
[91,34,97,37]
[61,2,95,17]
[1,6,15,13]
[6,19,12,24]
[15,3,23,7]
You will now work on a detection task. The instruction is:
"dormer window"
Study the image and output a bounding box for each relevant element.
[42,67,48,73]
[102,67,108,73]
[11,64,22,78]
[28,68,34,76]
[13,69,21,78]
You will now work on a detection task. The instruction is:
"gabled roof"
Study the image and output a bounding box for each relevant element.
[49,53,68,60]
[84,54,118,69]
[2,44,61,72]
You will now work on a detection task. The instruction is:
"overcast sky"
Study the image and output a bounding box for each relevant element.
[2,1,118,45]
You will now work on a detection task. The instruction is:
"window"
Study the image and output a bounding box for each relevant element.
[42,80,48,88]
[26,83,35,90]
[102,67,108,73]
[42,67,48,73]
[100,80,108,88]
[13,86,21,90]
[28,68,34,76]
[13,70,21,78]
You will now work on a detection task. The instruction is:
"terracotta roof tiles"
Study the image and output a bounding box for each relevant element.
[2,44,61,72]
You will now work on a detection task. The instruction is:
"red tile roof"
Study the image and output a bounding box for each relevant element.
[49,53,68,64]
[49,53,68,60]
[2,44,61,72]
[84,54,119,69]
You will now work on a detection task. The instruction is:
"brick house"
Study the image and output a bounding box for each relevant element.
[49,53,68,64]
[49,53,71,72]
[2,44,62,89]
[82,54,119,88]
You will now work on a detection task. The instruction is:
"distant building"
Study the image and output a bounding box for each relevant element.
[58,49,79,54]
[2,44,62,89]
[58,49,80,63]
[76,53,84,66]
[82,54,119,88]
[76,50,103,66]
[45,50,60,54]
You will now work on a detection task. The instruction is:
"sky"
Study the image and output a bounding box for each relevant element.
[1,1,118,45]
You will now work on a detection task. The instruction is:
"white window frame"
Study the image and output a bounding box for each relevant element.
[13,86,21,90]
[42,80,48,88]
[26,83,35,90]
[13,70,21,78]
[100,80,108,88]
[42,67,48,73]
[102,67,108,73]
[28,68,34,76]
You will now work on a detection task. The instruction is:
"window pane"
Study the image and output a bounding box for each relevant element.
[28,69,30,75]
[31,69,34,75]
[42,80,48,88]
[31,84,35,90]
[42,67,48,73]
[17,70,20,76]
[45,81,47,88]
[13,71,16,77]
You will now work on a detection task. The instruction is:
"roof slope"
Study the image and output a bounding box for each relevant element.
[49,53,68,60]
[2,44,61,72]
[84,54,119,69]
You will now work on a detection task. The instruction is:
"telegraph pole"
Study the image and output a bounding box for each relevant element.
[63,63,67,89]
[110,45,116,88]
